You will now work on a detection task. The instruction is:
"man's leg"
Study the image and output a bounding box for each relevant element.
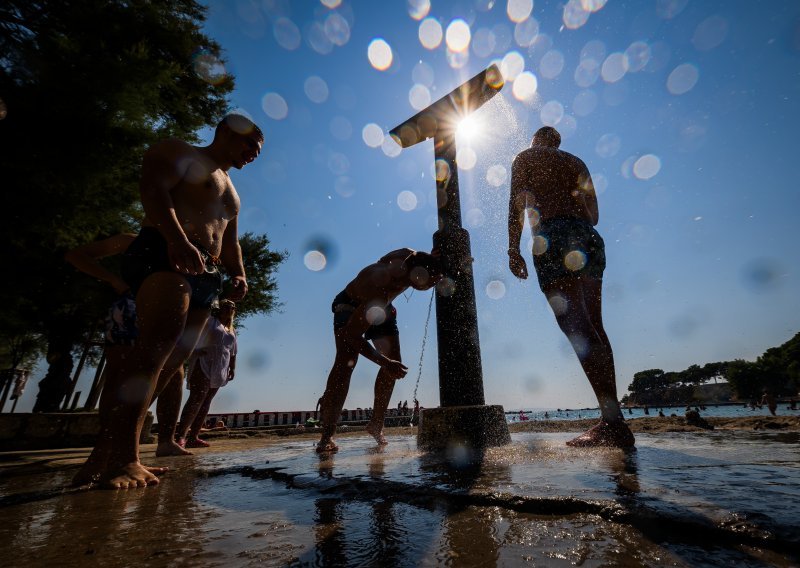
[186,387,219,446]
[317,333,358,452]
[94,272,191,488]
[543,277,633,448]
[365,335,401,445]
[153,309,210,456]
[176,365,211,442]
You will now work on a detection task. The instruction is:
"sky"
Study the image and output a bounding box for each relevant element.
[13,0,800,414]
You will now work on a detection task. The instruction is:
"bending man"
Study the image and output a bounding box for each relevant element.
[317,248,442,453]
[508,126,634,448]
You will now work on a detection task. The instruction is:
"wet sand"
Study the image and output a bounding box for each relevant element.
[1,416,798,567]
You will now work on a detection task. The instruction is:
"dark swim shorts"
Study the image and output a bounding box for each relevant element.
[532,216,606,290]
[331,290,399,340]
[121,227,223,309]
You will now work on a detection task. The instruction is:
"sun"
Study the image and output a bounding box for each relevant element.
[456,115,480,140]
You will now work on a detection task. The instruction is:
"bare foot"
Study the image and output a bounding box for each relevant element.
[100,462,161,489]
[566,420,635,448]
[185,437,210,448]
[316,439,339,453]
[365,425,388,446]
[155,439,193,457]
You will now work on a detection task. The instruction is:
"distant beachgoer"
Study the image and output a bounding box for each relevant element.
[508,126,634,448]
[761,391,777,416]
[175,299,238,448]
[75,113,263,489]
[685,408,713,430]
[316,248,443,453]
[658,409,665,418]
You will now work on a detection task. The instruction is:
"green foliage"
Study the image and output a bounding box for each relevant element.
[228,232,289,327]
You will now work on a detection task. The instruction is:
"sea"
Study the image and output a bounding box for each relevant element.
[505,402,800,423]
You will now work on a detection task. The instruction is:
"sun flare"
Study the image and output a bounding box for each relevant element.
[456,115,480,140]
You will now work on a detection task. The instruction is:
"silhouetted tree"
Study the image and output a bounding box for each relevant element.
[0,0,234,410]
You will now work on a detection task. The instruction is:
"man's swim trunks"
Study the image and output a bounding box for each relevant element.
[331,290,399,340]
[105,292,138,346]
[531,216,606,290]
[121,227,223,309]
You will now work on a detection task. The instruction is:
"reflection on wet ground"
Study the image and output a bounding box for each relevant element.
[1,431,798,567]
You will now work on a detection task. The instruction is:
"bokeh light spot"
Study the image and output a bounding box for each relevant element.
[693,15,728,51]
[446,19,471,52]
[486,279,506,300]
[667,63,699,95]
[304,75,329,103]
[512,71,538,101]
[573,89,598,116]
[514,18,539,48]
[540,100,564,126]
[532,235,548,255]
[412,61,435,87]
[320,0,341,7]
[656,0,688,19]
[472,27,496,57]
[547,293,568,316]
[419,17,443,50]
[368,39,393,70]
[382,135,402,158]
[507,0,533,23]
[540,50,565,79]
[466,208,486,228]
[192,50,227,85]
[362,123,384,148]
[601,52,628,83]
[563,0,590,29]
[408,0,431,20]
[397,190,418,211]
[324,12,351,46]
[304,250,327,271]
[574,60,600,88]
[273,17,302,50]
[262,92,288,120]
[500,51,525,80]
[307,22,334,55]
[595,133,621,158]
[564,250,587,271]
[409,84,432,110]
[457,147,478,170]
[624,41,651,72]
[486,164,507,187]
[633,154,661,179]
[435,159,451,182]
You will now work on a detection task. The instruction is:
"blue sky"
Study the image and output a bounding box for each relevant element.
[15,0,800,414]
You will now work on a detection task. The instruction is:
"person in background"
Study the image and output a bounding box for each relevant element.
[175,299,237,448]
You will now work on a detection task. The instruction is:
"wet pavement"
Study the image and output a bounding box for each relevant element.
[1,430,798,567]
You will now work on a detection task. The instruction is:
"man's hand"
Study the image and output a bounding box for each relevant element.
[382,358,408,380]
[508,250,529,279]
[167,240,205,275]
[228,275,248,300]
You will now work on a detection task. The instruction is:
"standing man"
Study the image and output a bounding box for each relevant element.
[317,248,442,453]
[77,114,264,488]
[507,126,634,448]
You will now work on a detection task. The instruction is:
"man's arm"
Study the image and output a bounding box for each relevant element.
[578,161,599,225]
[219,214,248,300]
[507,157,529,279]
[342,305,407,379]
[139,141,205,275]
[65,233,136,294]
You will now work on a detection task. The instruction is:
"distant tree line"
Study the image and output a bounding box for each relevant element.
[622,332,800,405]
[0,1,286,411]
